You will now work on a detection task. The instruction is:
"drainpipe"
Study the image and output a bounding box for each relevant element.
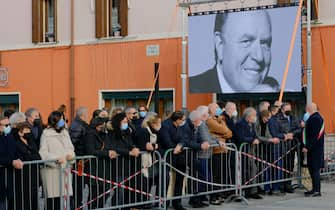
[70,0,75,120]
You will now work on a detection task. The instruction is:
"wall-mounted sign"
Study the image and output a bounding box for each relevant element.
[146,45,160,56]
[0,67,8,87]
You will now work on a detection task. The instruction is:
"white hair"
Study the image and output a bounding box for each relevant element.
[9,112,26,127]
[75,107,88,118]
[196,105,209,116]
[243,107,256,119]
[189,110,201,122]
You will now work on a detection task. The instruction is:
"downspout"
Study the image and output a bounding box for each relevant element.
[70,0,75,120]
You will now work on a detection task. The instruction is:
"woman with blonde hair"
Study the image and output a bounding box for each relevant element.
[135,112,161,207]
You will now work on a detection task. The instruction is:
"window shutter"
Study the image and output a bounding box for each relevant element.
[119,0,128,37]
[32,0,43,43]
[277,0,291,5]
[96,0,108,38]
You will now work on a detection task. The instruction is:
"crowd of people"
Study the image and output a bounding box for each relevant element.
[0,101,325,210]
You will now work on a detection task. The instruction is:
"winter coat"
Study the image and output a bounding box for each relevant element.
[39,128,75,198]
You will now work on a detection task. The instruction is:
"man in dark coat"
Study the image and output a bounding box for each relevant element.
[303,103,324,197]
[0,115,23,210]
[69,107,89,156]
[276,102,301,193]
[158,111,187,210]
[235,107,263,199]
[69,107,89,208]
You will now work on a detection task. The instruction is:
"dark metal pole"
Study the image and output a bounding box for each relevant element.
[154,63,160,114]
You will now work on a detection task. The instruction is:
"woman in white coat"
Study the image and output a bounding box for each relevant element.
[39,111,75,210]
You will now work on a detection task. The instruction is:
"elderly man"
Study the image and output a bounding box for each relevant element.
[25,108,43,147]
[189,106,225,206]
[207,103,232,204]
[190,10,278,93]
[303,103,324,197]
[255,110,281,194]
[69,107,89,156]
[178,110,211,208]
[0,114,23,210]
[235,107,263,199]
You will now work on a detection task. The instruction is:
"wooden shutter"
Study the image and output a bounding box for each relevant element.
[119,0,128,37]
[277,0,291,5]
[32,0,43,43]
[96,0,108,38]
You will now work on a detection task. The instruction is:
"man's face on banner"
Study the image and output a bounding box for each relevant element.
[215,11,272,91]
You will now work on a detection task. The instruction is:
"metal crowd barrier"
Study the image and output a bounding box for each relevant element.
[162,143,239,208]
[0,159,64,210]
[238,139,300,198]
[322,134,335,176]
[70,152,162,210]
[2,137,334,210]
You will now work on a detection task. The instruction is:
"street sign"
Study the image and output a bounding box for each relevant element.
[0,67,8,87]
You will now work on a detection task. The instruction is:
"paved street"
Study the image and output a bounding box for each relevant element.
[183,181,335,210]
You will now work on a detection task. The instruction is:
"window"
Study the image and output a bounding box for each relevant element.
[0,94,20,113]
[95,0,128,38]
[101,90,174,119]
[32,0,57,43]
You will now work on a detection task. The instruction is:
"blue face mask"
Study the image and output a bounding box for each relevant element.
[303,112,310,122]
[139,111,147,118]
[215,108,223,116]
[3,126,11,136]
[57,119,65,128]
[121,123,128,131]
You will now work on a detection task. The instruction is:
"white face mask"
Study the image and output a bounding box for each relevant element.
[179,120,186,127]
[232,110,238,118]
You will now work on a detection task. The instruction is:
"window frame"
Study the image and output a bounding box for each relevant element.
[32,0,58,43]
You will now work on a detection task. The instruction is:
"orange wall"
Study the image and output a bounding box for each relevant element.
[302,26,335,132]
[0,38,212,121]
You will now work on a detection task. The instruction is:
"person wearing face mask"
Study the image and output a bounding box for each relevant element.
[135,112,161,208]
[206,103,232,205]
[133,105,148,131]
[276,102,301,193]
[255,110,282,195]
[0,115,24,210]
[235,107,263,200]
[39,111,75,210]
[158,111,187,210]
[84,117,118,208]
[25,107,44,147]
[13,122,41,210]
[109,112,141,209]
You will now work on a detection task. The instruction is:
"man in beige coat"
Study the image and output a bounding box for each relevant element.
[207,103,232,205]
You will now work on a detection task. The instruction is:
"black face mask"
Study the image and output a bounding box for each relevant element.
[99,117,109,123]
[33,118,41,127]
[23,133,34,141]
[284,111,291,116]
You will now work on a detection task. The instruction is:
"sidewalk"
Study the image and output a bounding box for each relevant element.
[185,181,335,210]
